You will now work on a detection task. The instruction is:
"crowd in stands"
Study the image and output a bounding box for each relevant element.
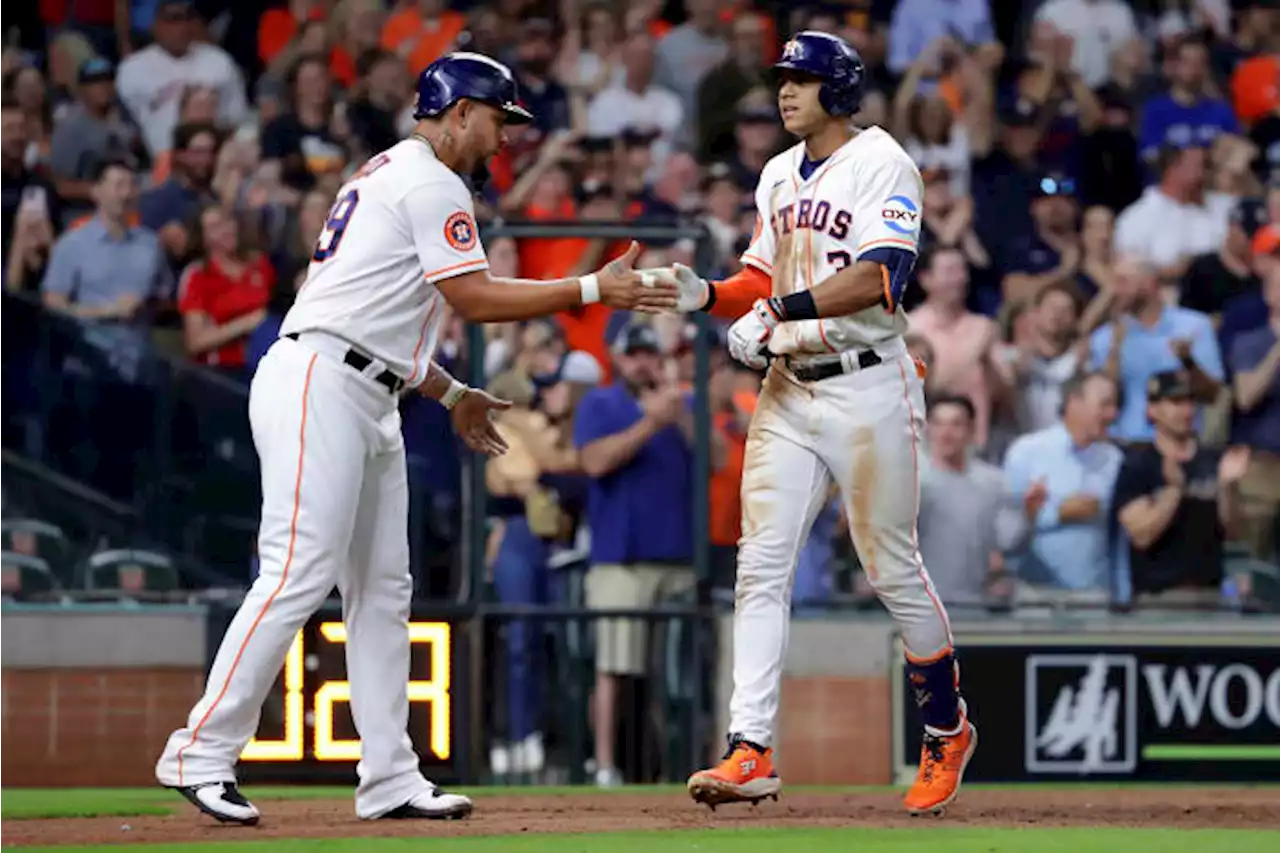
[4,0,1280,768]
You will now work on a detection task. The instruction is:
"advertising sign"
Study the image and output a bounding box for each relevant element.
[892,633,1280,783]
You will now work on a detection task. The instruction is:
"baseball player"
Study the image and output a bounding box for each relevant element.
[154,53,676,825]
[661,32,975,815]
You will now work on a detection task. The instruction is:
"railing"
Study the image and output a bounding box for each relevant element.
[3,291,261,585]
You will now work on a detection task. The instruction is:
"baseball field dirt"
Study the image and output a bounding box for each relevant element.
[2,786,1278,850]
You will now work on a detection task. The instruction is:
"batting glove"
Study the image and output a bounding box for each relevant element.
[727,298,782,369]
[669,263,711,312]
[633,264,708,313]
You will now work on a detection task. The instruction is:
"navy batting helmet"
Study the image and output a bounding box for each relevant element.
[772,31,866,117]
[413,52,534,124]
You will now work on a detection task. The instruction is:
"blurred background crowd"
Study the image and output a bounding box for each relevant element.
[2,0,1280,781]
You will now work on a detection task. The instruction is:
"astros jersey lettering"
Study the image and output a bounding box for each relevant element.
[281,138,488,385]
[155,136,481,819]
[723,126,953,752]
[739,126,923,354]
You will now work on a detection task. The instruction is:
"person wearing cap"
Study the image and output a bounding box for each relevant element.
[1228,239,1280,562]
[971,97,1048,265]
[1137,35,1240,167]
[116,1,248,160]
[572,321,694,787]
[1113,370,1251,608]
[512,18,571,134]
[999,171,1083,306]
[1181,197,1266,318]
[48,58,143,216]
[1089,255,1224,443]
[1113,144,1235,282]
[486,349,600,778]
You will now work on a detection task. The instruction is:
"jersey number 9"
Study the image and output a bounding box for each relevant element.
[313,189,360,263]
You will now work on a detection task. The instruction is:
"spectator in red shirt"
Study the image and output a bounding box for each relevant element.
[177,205,273,375]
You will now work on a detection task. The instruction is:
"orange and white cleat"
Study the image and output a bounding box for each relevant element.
[903,720,977,816]
[687,736,781,810]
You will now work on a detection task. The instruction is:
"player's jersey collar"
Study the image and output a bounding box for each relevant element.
[789,126,875,184]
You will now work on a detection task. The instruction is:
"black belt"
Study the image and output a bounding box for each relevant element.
[285,333,404,393]
[788,350,881,383]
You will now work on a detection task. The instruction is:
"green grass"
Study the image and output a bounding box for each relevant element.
[16,828,1280,853]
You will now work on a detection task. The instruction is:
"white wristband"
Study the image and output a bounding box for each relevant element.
[440,378,468,410]
[579,273,600,305]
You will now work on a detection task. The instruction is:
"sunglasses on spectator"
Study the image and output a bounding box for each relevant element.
[1038,177,1076,197]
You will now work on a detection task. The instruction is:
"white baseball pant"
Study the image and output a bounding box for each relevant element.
[155,334,433,818]
[728,339,953,746]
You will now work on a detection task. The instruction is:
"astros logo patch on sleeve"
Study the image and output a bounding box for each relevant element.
[444,211,477,251]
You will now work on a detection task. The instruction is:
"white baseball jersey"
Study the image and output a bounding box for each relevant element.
[739,126,923,355]
[281,138,489,386]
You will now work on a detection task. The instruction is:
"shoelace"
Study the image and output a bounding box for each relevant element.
[919,735,947,783]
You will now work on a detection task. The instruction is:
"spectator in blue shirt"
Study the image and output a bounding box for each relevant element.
[41,159,170,333]
[1229,250,1280,561]
[1003,371,1124,591]
[887,0,996,81]
[1139,36,1239,169]
[1089,255,1223,442]
[137,121,219,265]
[573,322,694,787]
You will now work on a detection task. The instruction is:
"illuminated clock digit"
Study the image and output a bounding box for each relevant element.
[314,622,452,761]
[241,630,305,760]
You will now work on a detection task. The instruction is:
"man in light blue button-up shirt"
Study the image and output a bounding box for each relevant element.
[41,160,170,319]
[40,160,170,382]
[1003,371,1125,590]
[1088,256,1223,442]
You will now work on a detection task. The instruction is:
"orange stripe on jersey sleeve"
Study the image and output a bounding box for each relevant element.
[423,258,488,282]
[857,237,918,254]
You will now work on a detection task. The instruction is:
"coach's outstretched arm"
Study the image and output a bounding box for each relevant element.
[438,240,677,323]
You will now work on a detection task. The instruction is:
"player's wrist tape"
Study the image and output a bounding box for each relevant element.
[775,291,818,321]
[579,273,601,305]
[440,379,468,410]
[702,282,717,312]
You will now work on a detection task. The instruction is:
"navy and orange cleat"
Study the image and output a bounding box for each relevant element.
[687,735,781,810]
[903,719,977,816]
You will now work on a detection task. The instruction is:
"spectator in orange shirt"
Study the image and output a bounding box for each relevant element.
[177,204,272,375]
[258,0,327,68]
[381,0,465,76]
